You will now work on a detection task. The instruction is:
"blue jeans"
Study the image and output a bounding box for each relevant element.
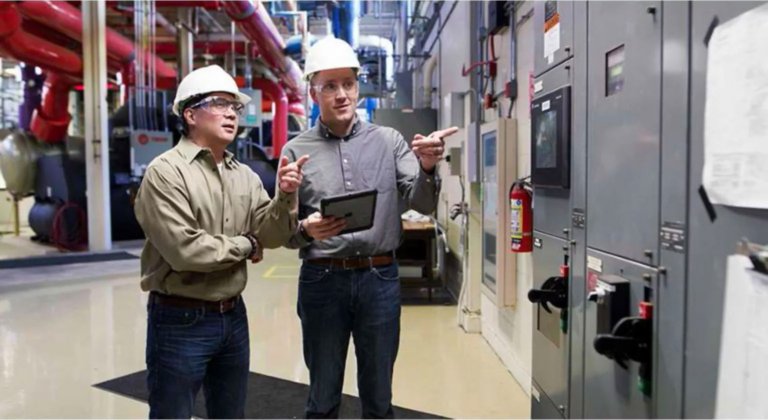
[146,296,250,419]
[297,262,401,419]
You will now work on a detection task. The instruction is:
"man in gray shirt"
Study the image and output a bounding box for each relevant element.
[281,37,458,418]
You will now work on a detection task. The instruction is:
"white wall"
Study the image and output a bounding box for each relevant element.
[427,0,536,397]
[479,0,535,397]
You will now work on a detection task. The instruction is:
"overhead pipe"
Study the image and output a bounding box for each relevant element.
[16,0,176,88]
[108,3,177,36]
[0,4,82,77]
[29,73,77,143]
[222,1,304,102]
[154,1,221,9]
[252,78,287,159]
[154,41,258,57]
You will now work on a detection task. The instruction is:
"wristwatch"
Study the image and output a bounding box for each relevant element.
[299,220,314,242]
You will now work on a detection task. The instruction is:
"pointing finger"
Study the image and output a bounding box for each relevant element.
[431,126,459,139]
[278,155,289,169]
[296,155,310,169]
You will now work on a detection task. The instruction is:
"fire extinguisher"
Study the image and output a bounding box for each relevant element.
[510,177,533,253]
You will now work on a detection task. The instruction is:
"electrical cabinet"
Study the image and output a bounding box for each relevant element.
[531,61,572,241]
[586,1,662,265]
[534,1,574,77]
[530,232,570,418]
[584,249,655,419]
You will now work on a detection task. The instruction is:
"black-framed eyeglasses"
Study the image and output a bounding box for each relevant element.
[190,97,245,116]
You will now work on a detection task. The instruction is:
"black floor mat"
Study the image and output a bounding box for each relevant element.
[94,370,446,419]
[0,251,138,269]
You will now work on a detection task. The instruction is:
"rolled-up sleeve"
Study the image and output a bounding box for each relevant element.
[248,173,298,248]
[393,132,441,214]
[135,162,252,273]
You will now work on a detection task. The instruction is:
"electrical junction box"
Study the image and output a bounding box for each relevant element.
[239,88,262,128]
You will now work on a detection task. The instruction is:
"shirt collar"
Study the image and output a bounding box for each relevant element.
[317,115,361,140]
[177,138,239,169]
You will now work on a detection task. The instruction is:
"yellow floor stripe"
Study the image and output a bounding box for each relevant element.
[262,265,299,279]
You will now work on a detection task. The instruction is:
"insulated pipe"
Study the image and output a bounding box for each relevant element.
[253,78,288,159]
[284,33,317,56]
[222,1,303,100]
[422,53,438,108]
[359,34,394,86]
[0,4,82,77]
[16,0,176,88]
[29,73,76,143]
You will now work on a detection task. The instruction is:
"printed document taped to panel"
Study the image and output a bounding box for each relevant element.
[703,3,768,209]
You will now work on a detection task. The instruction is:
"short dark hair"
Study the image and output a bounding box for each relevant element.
[176,94,208,137]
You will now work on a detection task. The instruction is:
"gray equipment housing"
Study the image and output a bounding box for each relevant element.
[529,1,768,418]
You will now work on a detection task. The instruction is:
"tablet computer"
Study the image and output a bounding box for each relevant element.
[320,189,377,235]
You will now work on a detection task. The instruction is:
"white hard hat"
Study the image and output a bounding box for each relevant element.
[172,65,251,116]
[303,37,360,81]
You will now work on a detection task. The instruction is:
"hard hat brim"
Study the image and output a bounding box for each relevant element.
[173,90,252,116]
[303,66,360,81]
[234,91,252,107]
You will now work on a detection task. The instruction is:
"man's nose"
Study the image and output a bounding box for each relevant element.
[223,107,237,119]
[334,87,349,101]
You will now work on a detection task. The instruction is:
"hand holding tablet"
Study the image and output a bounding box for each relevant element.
[320,189,378,235]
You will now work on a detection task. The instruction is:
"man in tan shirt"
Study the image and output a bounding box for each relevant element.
[133,65,307,419]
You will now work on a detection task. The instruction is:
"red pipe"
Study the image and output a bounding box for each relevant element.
[285,58,303,103]
[154,1,221,9]
[30,73,76,143]
[253,78,287,159]
[16,0,176,88]
[222,1,303,100]
[0,4,82,77]
[154,41,259,57]
[288,102,305,117]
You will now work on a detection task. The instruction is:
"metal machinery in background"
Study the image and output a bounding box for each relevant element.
[528,1,768,419]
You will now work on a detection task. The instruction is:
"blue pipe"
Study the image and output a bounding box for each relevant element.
[331,0,360,48]
[365,97,376,122]
[310,103,320,127]
[284,33,317,56]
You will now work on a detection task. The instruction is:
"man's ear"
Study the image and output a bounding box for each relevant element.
[183,108,195,128]
[309,88,318,104]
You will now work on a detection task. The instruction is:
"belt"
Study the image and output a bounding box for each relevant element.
[307,253,394,270]
[150,292,240,313]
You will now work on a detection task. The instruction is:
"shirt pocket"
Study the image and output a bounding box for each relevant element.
[234,194,251,232]
[361,158,395,193]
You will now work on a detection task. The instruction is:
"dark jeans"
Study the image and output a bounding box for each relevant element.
[146,295,250,419]
[297,262,401,419]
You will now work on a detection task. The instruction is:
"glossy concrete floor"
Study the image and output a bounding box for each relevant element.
[0,243,530,419]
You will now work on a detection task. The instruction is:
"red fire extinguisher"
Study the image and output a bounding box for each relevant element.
[510,179,533,253]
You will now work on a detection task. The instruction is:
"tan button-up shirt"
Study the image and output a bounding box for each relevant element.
[134,138,297,301]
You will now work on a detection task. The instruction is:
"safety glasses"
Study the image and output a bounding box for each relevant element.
[190,97,245,116]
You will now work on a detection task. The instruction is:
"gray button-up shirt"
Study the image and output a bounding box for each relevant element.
[281,119,440,259]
